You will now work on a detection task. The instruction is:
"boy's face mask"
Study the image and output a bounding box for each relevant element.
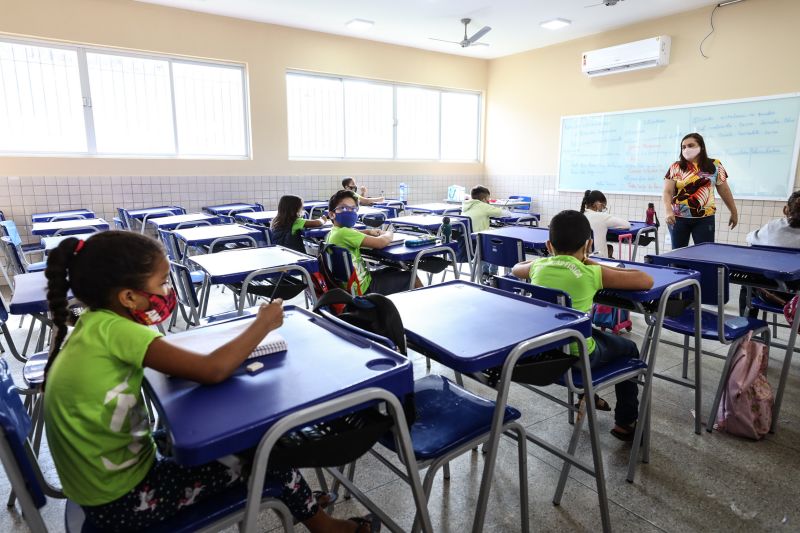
[333,207,358,228]
[129,288,177,326]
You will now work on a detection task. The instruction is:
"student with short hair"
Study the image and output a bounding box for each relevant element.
[341,177,384,206]
[43,231,379,533]
[270,194,326,253]
[580,189,630,258]
[462,185,513,283]
[512,210,653,441]
[326,189,420,295]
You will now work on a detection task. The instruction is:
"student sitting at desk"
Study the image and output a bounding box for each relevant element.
[43,231,378,533]
[462,185,514,284]
[740,190,800,317]
[271,194,327,253]
[580,189,630,258]
[342,177,384,206]
[326,189,421,295]
[512,210,654,441]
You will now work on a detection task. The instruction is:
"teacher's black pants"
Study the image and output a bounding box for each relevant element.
[668,215,715,249]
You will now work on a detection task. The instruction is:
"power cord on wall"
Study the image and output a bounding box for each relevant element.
[700,0,746,59]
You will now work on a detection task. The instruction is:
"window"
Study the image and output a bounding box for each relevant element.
[0,37,249,158]
[287,72,480,161]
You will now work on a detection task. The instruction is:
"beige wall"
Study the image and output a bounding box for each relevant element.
[0,0,487,177]
[485,0,800,189]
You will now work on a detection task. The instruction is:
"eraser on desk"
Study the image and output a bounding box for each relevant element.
[246,362,264,374]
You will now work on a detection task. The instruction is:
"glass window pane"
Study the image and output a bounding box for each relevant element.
[0,41,86,153]
[343,79,393,159]
[87,52,175,154]
[396,86,439,159]
[286,74,344,158]
[441,92,479,161]
[173,62,247,156]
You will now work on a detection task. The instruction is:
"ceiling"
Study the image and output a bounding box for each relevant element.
[135,0,723,59]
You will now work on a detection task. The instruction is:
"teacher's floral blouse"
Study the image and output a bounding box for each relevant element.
[664,159,728,218]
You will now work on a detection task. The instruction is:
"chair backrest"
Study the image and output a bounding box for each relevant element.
[1,236,26,275]
[648,255,728,307]
[360,212,386,228]
[493,275,572,307]
[0,220,22,246]
[116,208,132,230]
[170,261,201,309]
[508,195,532,213]
[0,359,47,510]
[478,233,524,269]
[0,210,5,221]
[158,229,182,261]
[320,244,357,293]
[113,217,125,230]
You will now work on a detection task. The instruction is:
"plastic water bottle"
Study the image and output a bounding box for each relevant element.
[398,183,408,202]
[441,216,452,243]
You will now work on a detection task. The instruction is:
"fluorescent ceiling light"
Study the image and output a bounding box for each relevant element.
[345,19,374,31]
[540,18,571,30]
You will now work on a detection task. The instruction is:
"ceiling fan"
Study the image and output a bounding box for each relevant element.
[430,18,491,48]
[585,0,625,7]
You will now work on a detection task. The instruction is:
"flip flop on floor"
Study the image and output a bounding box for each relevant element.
[576,393,611,411]
[312,490,338,509]
[348,513,381,532]
[610,423,637,442]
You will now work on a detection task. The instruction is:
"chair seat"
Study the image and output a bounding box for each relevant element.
[663,309,767,341]
[560,358,647,389]
[751,296,784,315]
[65,478,284,533]
[21,243,45,253]
[27,261,47,272]
[190,271,205,285]
[379,374,520,461]
[22,351,48,388]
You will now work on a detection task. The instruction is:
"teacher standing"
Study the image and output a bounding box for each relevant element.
[662,132,738,248]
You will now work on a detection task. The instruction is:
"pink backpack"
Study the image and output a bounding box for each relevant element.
[784,295,798,326]
[715,331,773,440]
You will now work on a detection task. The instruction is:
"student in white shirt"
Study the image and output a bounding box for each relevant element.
[580,190,630,258]
[746,190,800,248]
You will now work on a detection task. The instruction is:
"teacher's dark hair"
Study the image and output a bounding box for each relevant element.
[580,190,606,213]
[787,190,800,228]
[679,133,716,174]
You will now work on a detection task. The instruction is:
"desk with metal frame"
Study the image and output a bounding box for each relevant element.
[30,218,109,237]
[144,307,432,532]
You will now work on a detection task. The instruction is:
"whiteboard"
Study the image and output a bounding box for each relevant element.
[557,93,800,200]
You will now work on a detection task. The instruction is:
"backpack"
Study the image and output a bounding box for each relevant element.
[591,304,632,334]
[784,295,798,325]
[715,331,774,440]
[314,288,407,355]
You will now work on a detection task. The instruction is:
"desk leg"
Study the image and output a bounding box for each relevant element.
[199,277,211,318]
[770,296,799,433]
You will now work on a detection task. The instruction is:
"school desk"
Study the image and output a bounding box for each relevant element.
[188,246,318,315]
[203,202,264,216]
[233,210,278,225]
[656,242,800,433]
[405,202,462,215]
[30,218,109,237]
[146,213,220,231]
[172,224,267,254]
[143,306,432,532]
[40,233,96,251]
[362,235,459,290]
[387,281,610,532]
[30,209,95,223]
[8,272,53,353]
[606,221,659,261]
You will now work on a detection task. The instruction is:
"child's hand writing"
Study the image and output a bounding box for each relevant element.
[258,299,284,331]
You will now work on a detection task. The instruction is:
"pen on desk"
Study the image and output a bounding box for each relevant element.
[268,272,285,303]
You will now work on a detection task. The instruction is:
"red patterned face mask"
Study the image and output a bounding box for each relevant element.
[129,289,177,326]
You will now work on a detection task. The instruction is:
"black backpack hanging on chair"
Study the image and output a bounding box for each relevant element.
[267,289,415,469]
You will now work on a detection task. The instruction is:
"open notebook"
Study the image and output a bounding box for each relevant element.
[249,331,288,358]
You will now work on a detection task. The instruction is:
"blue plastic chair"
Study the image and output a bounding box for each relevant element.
[471,233,524,282]
[0,220,45,262]
[508,195,532,213]
[315,308,529,533]
[648,255,771,433]
[169,261,206,329]
[1,236,45,277]
[0,357,297,533]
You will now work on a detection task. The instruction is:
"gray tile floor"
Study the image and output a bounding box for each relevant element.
[1,280,798,532]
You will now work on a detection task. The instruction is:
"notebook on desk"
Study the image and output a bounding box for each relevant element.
[249,331,288,358]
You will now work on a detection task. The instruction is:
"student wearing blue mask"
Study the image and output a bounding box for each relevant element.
[43,231,379,533]
[326,189,420,295]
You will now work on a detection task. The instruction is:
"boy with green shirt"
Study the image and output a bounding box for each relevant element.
[512,209,654,441]
[326,189,420,295]
[463,185,515,283]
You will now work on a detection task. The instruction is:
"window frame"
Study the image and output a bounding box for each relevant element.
[286,70,482,163]
[0,35,251,159]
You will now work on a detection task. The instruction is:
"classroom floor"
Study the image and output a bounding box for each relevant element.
[1,280,798,533]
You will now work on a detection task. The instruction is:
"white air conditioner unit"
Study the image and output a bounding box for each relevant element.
[581,36,671,77]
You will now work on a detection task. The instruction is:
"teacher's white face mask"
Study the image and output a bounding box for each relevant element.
[682,147,701,161]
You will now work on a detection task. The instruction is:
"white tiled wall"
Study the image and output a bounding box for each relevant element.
[0,174,479,243]
[486,174,790,251]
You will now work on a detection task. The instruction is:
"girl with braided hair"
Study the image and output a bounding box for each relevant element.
[43,231,379,532]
